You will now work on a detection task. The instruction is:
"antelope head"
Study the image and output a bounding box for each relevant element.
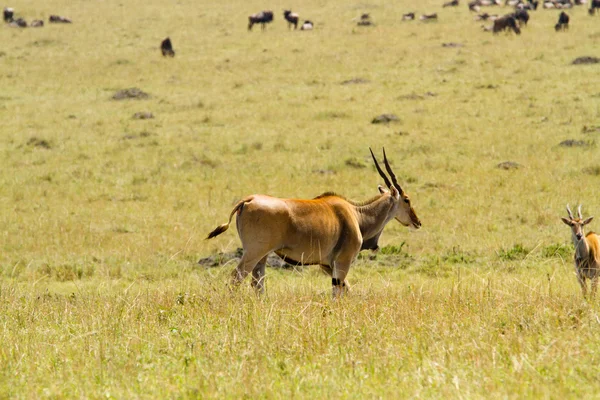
[370,148,421,229]
[561,204,594,242]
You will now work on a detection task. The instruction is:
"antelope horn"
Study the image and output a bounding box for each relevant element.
[382,148,404,195]
[369,147,392,189]
[578,204,583,219]
[566,204,574,219]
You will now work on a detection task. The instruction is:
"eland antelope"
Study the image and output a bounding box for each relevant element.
[561,205,600,298]
[206,148,421,296]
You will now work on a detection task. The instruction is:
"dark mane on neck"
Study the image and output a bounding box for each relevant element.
[313,191,384,207]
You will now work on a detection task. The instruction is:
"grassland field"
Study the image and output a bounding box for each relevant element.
[2,0,600,398]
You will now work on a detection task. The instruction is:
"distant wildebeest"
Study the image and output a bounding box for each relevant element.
[161,37,175,57]
[512,9,529,25]
[555,11,570,30]
[469,0,482,11]
[206,148,421,296]
[403,12,416,20]
[49,15,72,23]
[248,10,274,31]
[300,20,313,30]
[9,17,26,27]
[590,0,600,14]
[420,13,438,20]
[469,0,499,11]
[357,13,373,26]
[30,19,43,27]
[493,14,521,34]
[562,205,600,298]
[545,0,573,8]
[283,10,299,29]
[443,0,460,7]
[3,7,14,22]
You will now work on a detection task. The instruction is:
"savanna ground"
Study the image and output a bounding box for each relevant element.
[1,0,600,398]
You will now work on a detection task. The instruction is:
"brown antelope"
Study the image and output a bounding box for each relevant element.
[206,148,421,296]
[561,205,600,298]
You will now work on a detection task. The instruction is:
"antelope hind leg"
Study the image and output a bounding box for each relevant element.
[251,255,268,294]
[230,252,266,288]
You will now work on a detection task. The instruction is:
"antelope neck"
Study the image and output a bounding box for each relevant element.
[356,195,395,239]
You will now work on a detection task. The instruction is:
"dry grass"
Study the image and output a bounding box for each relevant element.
[2,0,600,397]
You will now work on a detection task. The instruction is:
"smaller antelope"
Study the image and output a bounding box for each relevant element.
[561,205,600,298]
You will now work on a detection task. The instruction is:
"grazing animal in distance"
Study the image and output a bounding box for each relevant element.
[3,7,14,22]
[493,14,521,34]
[248,10,274,31]
[49,15,72,23]
[30,19,43,27]
[9,17,26,27]
[403,12,416,20]
[300,20,313,30]
[205,148,422,296]
[469,0,482,11]
[512,9,529,26]
[444,0,460,7]
[555,11,569,30]
[590,0,600,14]
[357,13,373,26]
[161,37,175,57]
[561,205,600,298]
[283,10,299,29]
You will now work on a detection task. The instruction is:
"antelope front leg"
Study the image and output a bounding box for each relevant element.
[321,265,350,291]
[331,261,351,298]
[577,271,588,298]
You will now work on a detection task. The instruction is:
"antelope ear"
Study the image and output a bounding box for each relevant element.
[390,185,400,199]
[378,185,388,194]
[561,217,572,226]
[584,216,594,225]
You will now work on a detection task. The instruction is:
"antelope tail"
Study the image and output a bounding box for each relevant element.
[206,200,246,239]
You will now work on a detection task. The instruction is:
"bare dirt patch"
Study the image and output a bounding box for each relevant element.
[198,248,298,269]
[572,56,600,65]
[372,114,400,124]
[496,161,521,170]
[112,88,150,100]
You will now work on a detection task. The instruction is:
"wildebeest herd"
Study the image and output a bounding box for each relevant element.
[248,10,314,31]
[240,0,599,39]
[3,6,71,28]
